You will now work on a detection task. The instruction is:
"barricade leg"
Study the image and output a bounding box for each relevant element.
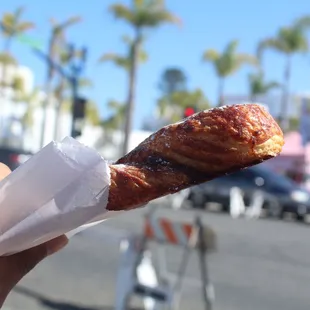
[230,187,245,219]
[115,235,142,310]
[196,217,214,310]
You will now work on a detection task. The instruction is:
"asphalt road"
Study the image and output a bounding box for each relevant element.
[4,202,310,310]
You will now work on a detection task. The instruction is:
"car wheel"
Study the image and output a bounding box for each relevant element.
[265,200,283,218]
[296,214,305,222]
[296,205,307,222]
[222,202,230,213]
[191,194,205,209]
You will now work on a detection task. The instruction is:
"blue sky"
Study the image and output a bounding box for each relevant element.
[1,0,310,129]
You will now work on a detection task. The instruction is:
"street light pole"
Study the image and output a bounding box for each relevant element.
[30,44,87,147]
[68,44,87,138]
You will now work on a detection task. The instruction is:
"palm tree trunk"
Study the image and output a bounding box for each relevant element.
[279,55,291,132]
[39,78,52,148]
[122,30,140,155]
[1,37,12,92]
[53,102,61,140]
[250,93,257,102]
[217,77,224,107]
[53,80,65,141]
[0,37,13,146]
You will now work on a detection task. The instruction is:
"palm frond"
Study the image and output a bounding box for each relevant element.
[0,52,17,65]
[258,38,285,54]
[1,7,34,36]
[98,53,130,69]
[224,40,239,54]
[78,78,93,89]
[134,0,145,9]
[294,16,310,30]
[16,21,34,32]
[202,49,220,62]
[109,4,134,23]
[138,49,148,63]
[14,6,25,20]
[86,101,101,126]
[58,16,82,30]
[235,54,258,67]
[265,81,281,91]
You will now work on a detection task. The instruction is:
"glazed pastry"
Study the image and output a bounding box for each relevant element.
[106,104,284,211]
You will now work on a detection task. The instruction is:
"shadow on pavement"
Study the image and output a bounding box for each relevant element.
[13,286,113,310]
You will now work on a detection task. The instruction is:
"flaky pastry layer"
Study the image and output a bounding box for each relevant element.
[106,104,284,211]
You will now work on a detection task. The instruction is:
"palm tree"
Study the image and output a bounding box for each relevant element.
[108,0,180,155]
[203,40,257,107]
[248,72,280,102]
[0,7,34,52]
[17,87,41,131]
[257,18,310,130]
[0,6,34,89]
[40,15,82,147]
[99,35,148,70]
[102,100,126,131]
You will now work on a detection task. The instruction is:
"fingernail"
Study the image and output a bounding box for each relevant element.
[46,236,69,256]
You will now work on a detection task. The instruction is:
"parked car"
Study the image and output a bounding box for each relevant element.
[187,164,310,221]
[0,146,33,171]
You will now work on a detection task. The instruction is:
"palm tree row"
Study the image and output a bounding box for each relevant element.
[204,16,310,131]
[1,2,310,152]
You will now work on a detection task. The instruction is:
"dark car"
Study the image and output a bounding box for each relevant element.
[187,164,310,221]
[0,146,33,171]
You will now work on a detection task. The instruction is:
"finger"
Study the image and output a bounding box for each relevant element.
[8,235,68,283]
[0,235,68,306]
[0,163,11,180]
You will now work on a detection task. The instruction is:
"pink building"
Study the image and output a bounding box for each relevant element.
[263,131,310,188]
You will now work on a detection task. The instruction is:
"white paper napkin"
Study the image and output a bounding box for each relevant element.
[0,137,112,256]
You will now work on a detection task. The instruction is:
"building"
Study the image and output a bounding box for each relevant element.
[0,64,72,152]
[223,93,300,118]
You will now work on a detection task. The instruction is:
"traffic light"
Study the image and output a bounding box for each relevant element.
[73,97,86,120]
[72,97,87,138]
[183,106,196,118]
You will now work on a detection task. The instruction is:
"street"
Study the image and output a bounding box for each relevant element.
[4,202,310,310]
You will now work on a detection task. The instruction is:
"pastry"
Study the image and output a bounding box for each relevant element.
[106,104,284,211]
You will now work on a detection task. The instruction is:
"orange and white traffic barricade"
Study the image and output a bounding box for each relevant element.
[115,212,217,310]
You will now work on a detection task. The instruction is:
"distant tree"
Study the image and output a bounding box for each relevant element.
[108,0,181,155]
[0,52,17,66]
[203,40,257,107]
[99,35,148,70]
[0,6,34,52]
[157,88,210,123]
[158,67,187,96]
[257,16,310,130]
[0,6,34,89]
[248,72,280,102]
[101,100,126,131]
